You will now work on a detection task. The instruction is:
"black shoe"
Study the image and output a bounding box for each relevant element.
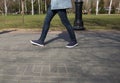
[30,40,44,47]
[66,41,78,48]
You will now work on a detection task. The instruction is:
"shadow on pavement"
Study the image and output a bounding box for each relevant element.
[45,31,70,44]
[0,30,16,34]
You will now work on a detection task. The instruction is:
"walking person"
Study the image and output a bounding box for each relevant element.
[30,0,78,48]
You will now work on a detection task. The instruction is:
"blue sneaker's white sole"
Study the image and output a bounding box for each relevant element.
[30,40,44,47]
[66,43,78,48]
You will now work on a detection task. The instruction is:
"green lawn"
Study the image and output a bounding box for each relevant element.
[0,14,120,31]
[83,14,120,30]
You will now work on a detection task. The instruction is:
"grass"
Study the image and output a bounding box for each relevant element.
[83,14,120,30]
[0,14,120,31]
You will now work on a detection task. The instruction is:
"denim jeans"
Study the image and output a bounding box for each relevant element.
[39,6,77,43]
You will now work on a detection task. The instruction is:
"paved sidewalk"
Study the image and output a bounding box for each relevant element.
[0,30,120,83]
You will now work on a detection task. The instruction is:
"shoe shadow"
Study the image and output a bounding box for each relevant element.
[45,31,70,44]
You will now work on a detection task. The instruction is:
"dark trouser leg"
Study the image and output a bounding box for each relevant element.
[39,7,56,42]
[57,9,77,42]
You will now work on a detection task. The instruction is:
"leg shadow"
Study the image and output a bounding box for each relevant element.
[45,31,70,44]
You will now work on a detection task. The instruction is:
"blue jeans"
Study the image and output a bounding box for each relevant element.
[39,6,77,43]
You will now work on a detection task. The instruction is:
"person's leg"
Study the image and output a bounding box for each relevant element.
[57,9,77,42]
[30,6,56,46]
[57,9,78,48]
[38,7,57,43]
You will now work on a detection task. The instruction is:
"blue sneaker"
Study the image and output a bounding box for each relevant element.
[66,41,78,48]
[30,40,44,47]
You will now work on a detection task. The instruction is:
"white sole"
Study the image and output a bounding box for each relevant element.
[66,43,78,48]
[30,40,44,47]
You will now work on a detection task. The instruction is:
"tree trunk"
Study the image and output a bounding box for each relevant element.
[19,0,21,14]
[4,0,7,16]
[45,0,47,12]
[96,0,99,15]
[38,0,40,14]
[118,1,120,13]
[108,0,113,14]
[42,0,45,14]
[86,0,89,10]
[25,0,27,14]
[21,0,24,24]
[31,0,35,15]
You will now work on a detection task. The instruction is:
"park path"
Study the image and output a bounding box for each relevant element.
[0,30,120,83]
